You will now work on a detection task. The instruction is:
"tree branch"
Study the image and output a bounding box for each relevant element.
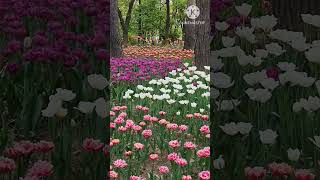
[117,8,125,30]
[125,0,136,26]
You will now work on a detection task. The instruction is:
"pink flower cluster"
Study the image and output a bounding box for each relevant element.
[0,157,16,174]
[110,104,210,179]
[245,163,316,180]
[25,160,54,179]
[4,140,54,159]
[81,138,104,152]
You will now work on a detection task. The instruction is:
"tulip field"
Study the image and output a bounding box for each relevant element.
[0,1,108,180]
[123,46,194,61]
[110,56,210,179]
[3,0,320,179]
[212,0,320,179]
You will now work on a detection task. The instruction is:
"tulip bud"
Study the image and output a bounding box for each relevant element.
[287,148,301,161]
[213,155,225,169]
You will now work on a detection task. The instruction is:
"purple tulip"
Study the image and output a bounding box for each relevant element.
[266,67,280,80]
[111,58,182,83]
[6,63,20,75]
[226,16,242,28]
[95,49,108,61]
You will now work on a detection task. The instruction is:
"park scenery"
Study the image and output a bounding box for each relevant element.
[110,0,211,179]
[2,0,320,179]
[0,0,109,180]
[212,0,320,179]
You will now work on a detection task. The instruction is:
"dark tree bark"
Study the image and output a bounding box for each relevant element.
[183,0,195,50]
[194,0,211,70]
[138,0,142,36]
[111,0,123,58]
[164,0,171,44]
[118,0,136,46]
[271,0,320,39]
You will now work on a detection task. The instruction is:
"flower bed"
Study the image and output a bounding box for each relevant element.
[212,1,320,179]
[0,0,109,179]
[110,64,210,179]
[123,46,194,61]
[111,58,183,83]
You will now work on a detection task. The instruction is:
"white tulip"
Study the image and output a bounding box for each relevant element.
[254,49,269,58]
[216,99,241,111]
[251,15,277,31]
[215,21,229,31]
[188,66,197,71]
[277,62,296,72]
[235,3,252,17]
[243,70,267,86]
[290,39,310,52]
[55,88,76,101]
[213,155,225,169]
[265,43,286,56]
[237,122,253,134]
[260,78,279,91]
[220,122,238,136]
[211,56,224,71]
[216,46,245,57]
[301,14,320,27]
[235,27,256,43]
[42,98,63,117]
[77,101,95,114]
[222,36,235,47]
[305,46,320,64]
[287,148,301,161]
[212,72,234,89]
[167,99,176,104]
[87,74,108,90]
[245,88,272,103]
[237,55,262,67]
[259,129,278,145]
[94,98,107,118]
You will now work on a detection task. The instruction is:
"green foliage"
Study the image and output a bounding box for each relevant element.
[133,0,164,35]
[119,0,188,40]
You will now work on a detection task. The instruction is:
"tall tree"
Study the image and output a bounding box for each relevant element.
[183,0,195,50]
[164,0,171,44]
[118,0,136,46]
[138,0,142,36]
[194,0,211,70]
[111,0,123,58]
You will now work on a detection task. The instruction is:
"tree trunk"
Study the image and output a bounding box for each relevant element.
[138,0,142,36]
[164,0,171,44]
[110,0,123,58]
[183,0,195,50]
[118,0,136,47]
[194,0,211,70]
[122,27,129,46]
[271,0,320,40]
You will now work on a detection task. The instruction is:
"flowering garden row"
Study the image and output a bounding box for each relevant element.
[110,62,210,179]
[212,1,320,179]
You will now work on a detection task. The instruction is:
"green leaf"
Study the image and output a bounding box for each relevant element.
[31,95,44,131]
